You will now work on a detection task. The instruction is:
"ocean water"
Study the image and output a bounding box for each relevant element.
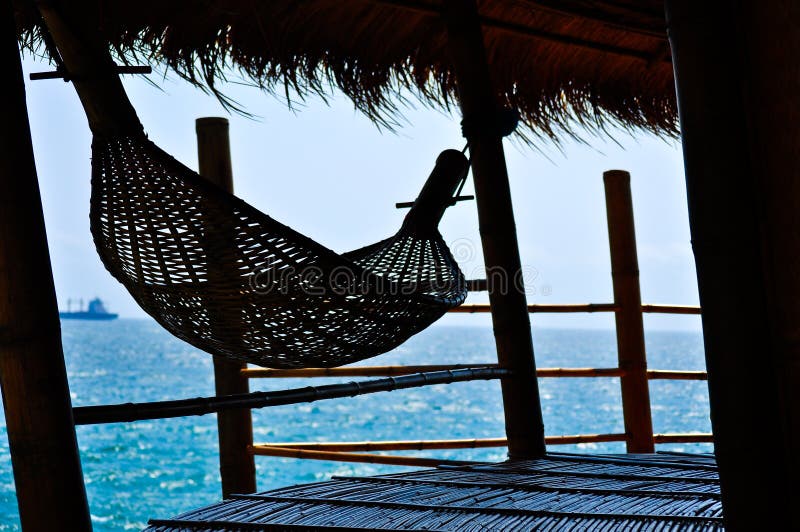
[0,320,711,531]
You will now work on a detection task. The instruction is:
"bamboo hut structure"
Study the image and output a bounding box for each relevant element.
[2,0,799,529]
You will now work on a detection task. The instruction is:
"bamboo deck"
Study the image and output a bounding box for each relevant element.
[145,453,723,531]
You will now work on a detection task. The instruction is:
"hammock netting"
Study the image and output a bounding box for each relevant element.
[91,134,469,368]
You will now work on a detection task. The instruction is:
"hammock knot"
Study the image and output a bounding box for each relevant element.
[460,107,520,139]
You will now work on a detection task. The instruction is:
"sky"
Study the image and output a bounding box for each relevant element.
[21,55,701,331]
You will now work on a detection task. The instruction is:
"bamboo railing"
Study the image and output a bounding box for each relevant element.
[248,432,712,468]
[208,164,709,493]
[244,366,708,380]
[243,298,708,468]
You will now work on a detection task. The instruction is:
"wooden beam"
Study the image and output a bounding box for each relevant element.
[647,370,707,381]
[442,0,546,459]
[665,0,800,527]
[253,433,628,453]
[0,1,92,529]
[652,433,713,444]
[449,303,619,313]
[196,117,257,497]
[249,446,478,467]
[242,365,625,378]
[603,170,654,453]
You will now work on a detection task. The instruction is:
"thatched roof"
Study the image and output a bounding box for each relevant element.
[14,0,675,141]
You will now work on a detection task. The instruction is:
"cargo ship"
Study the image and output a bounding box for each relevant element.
[59,298,118,321]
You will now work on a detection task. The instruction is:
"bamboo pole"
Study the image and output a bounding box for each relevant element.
[243,365,625,378]
[449,303,700,314]
[653,433,714,444]
[604,170,654,453]
[196,117,256,497]
[249,446,479,467]
[0,2,92,528]
[250,433,714,467]
[449,303,619,313]
[641,304,701,315]
[665,1,800,526]
[73,368,510,425]
[258,438,508,452]
[253,433,628,452]
[442,0,545,459]
[647,370,707,381]
[249,434,626,466]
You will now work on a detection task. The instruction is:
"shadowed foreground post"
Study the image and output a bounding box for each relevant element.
[442,0,546,458]
[0,0,92,529]
[667,0,800,528]
[196,117,257,497]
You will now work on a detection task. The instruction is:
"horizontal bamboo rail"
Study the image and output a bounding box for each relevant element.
[260,438,506,451]
[250,432,712,466]
[249,446,478,467]
[254,434,629,452]
[653,433,714,443]
[242,365,628,379]
[450,303,619,313]
[243,364,496,378]
[72,368,510,425]
[641,304,702,315]
[647,370,708,380]
[243,366,708,380]
[449,303,701,314]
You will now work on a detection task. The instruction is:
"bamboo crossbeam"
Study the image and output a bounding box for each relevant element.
[29,65,151,80]
[243,364,498,378]
[244,367,710,380]
[466,278,488,292]
[546,433,628,444]
[72,368,510,425]
[252,433,628,454]
[450,303,701,314]
[256,438,507,452]
[242,365,626,379]
[249,433,710,467]
[653,433,714,444]
[449,303,619,313]
[647,370,708,380]
[641,304,702,315]
[249,446,478,467]
[540,368,626,378]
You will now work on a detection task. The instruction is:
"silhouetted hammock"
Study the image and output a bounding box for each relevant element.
[92,135,469,368]
[37,8,490,368]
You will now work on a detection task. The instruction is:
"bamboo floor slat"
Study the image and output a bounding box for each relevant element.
[145,453,723,530]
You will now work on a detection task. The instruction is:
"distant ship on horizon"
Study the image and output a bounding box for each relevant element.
[59,298,118,321]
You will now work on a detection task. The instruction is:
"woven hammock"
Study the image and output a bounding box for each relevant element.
[91,134,469,368]
[37,7,469,368]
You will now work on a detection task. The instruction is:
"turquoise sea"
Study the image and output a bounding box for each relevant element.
[0,320,711,531]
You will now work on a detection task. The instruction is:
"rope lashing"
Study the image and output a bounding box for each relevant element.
[460,107,520,139]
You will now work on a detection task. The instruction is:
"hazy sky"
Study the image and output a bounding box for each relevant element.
[22,55,700,331]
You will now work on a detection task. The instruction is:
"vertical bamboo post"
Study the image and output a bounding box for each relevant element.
[666,0,800,527]
[442,0,546,458]
[603,170,654,453]
[0,2,92,529]
[196,117,257,497]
